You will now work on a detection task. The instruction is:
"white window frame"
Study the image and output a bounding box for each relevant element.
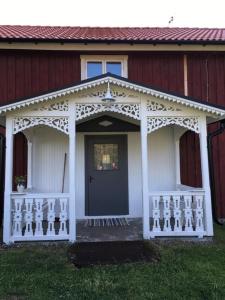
[80,55,128,80]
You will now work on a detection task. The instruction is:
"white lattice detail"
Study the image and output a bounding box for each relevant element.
[152,196,161,232]
[24,198,33,237]
[78,90,128,99]
[76,103,140,121]
[13,198,23,237]
[59,198,68,235]
[150,192,205,237]
[11,194,69,241]
[47,198,56,236]
[147,116,199,133]
[163,196,171,232]
[147,100,182,112]
[13,117,69,135]
[34,198,44,236]
[33,100,69,112]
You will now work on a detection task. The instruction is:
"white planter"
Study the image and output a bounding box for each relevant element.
[17,184,25,193]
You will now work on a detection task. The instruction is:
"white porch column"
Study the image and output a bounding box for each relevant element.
[68,104,76,242]
[174,127,187,187]
[3,116,14,244]
[199,116,213,236]
[175,139,181,186]
[27,140,32,189]
[141,100,150,239]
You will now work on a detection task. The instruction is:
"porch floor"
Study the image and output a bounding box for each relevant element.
[76,218,142,242]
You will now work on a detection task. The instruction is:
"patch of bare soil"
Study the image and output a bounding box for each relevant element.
[68,240,160,268]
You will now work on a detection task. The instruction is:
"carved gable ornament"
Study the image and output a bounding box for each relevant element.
[147,99,182,112]
[147,116,200,134]
[32,100,69,112]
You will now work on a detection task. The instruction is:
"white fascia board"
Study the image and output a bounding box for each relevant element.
[0,76,224,118]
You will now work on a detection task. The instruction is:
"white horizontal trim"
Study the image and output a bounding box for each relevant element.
[150,231,206,237]
[11,192,70,199]
[149,190,205,196]
[1,42,225,52]
[12,235,69,242]
[78,215,130,220]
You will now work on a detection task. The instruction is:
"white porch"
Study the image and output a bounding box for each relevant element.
[2,74,224,243]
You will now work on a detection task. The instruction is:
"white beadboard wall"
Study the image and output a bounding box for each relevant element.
[32,126,69,193]
[31,126,176,218]
[148,126,176,191]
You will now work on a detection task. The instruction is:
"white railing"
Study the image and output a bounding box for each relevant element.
[11,193,70,241]
[149,190,205,238]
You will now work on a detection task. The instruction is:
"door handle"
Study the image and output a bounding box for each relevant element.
[89,176,94,183]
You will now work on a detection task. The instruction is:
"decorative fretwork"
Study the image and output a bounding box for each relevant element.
[147,116,199,133]
[150,193,205,237]
[147,100,182,112]
[77,89,136,99]
[75,103,140,121]
[13,117,69,135]
[33,100,69,112]
[11,195,69,241]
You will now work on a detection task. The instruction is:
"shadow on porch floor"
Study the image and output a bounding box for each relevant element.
[76,218,143,242]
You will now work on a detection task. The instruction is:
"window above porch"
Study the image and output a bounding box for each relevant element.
[80,55,128,80]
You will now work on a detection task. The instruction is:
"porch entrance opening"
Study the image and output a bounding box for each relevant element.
[85,135,128,216]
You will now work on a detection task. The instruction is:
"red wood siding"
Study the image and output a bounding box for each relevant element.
[0,50,81,105]
[13,133,27,190]
[128,52,184,94]
[180,131,202,188]
[182,53,225,218]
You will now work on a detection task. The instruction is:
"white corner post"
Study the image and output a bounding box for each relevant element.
[68,104,76,242]
[199,116,213,236]
[3,116,14,244]
[141,100,150,239]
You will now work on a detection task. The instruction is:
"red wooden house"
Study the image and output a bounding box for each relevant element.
[0,26,225,243]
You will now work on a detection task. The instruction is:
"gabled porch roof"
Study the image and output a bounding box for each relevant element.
[0,73,225,118]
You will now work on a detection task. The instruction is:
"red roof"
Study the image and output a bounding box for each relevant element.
[0,25,225,43]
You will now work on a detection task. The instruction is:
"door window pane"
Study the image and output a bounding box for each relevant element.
[106,62,122,76]
[87,62,102,78]
[94,144,118,171]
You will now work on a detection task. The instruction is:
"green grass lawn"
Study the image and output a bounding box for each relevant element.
[0,225,225,300]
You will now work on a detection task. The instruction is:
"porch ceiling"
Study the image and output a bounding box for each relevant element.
[0,73,225,118]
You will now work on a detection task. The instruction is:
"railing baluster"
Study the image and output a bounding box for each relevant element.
[163,196,171,232]
[184,195,193,232]
[195,195,204,234]
[47,198,56,236]
[59,198,68,235]
[34,198,44,236]
[173,196,182,232]
[13,198,23,237]
[152,196,161,232]
[24,198,33,236]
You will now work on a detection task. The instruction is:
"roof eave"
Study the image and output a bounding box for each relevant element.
[1,38,225,45]
[0,74,224,118]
